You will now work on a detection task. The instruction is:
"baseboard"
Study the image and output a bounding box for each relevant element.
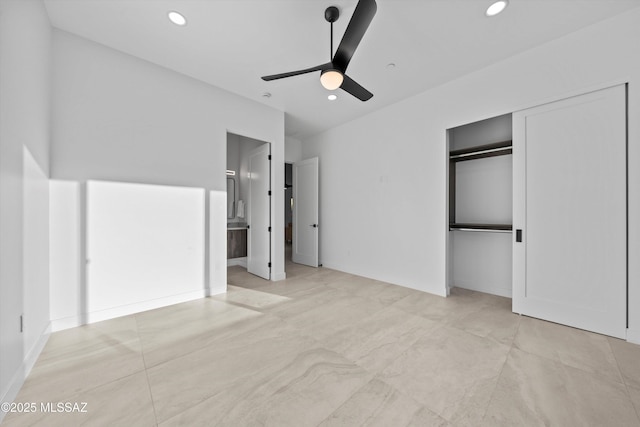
[320,261,448,297]
[50,289,209,332]
[627,328,640,345]
[0,323,51,423]
[453,283,512,299]
[272,271,286,281]
[227,257,247,268]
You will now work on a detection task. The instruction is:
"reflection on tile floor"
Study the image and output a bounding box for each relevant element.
[3,252,640,426]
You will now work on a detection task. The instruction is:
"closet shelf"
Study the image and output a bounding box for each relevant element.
[449,140,512,162]
[449,223,512,233]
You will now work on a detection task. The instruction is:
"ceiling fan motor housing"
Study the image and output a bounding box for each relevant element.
[325,6,340,23]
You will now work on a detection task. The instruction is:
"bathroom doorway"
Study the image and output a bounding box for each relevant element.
[226,132,271,280]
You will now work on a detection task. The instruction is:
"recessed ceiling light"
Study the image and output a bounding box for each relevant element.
[486,0,508,17]
[328,94,337,101]
[168,11,187,26]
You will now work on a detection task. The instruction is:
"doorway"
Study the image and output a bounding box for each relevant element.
[285,163,293,263]
[226,133,271,280]
[292,157,319,267]
[283,157,320,274]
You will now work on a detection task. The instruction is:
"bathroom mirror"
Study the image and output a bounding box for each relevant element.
[227,177,235,219]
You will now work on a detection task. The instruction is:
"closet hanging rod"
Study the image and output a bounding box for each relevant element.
[449,146,512,160]
[450,227,512,234]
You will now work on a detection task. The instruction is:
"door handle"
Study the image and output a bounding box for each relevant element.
[310,224,318,228]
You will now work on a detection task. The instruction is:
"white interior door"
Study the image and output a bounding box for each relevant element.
[247,143,271,280]
[293,157,319,267]
[513,85,626,338]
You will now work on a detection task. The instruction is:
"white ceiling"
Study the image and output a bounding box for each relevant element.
[43,0,640,139]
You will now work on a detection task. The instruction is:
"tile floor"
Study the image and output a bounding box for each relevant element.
[2,255,640,426]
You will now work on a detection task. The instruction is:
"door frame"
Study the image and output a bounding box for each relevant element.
[225,133,272,280]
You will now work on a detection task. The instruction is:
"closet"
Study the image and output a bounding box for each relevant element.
[448,114,513,298]
[447,85,627,339]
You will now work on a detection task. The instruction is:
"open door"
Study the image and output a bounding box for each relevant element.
[293,157,319,267]
[247,143,271,280]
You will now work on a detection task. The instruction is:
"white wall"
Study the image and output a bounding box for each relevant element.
[285,136,302,163]
[0,0,51,413]
[50,29,286,330]
[22,148,51,356]
[86,181,205,320]
[302,8,640,342]
[49,180,82,330]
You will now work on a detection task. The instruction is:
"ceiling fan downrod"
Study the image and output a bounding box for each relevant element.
[325,6,340,61]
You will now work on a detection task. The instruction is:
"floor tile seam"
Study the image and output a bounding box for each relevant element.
[351,322,444,376]
[36,334,144,362]
[356,289,410,307]
[627,384,640,423]
[438,323,513,355]
[209,298,271,314]
[268,283,330,298]
[367,323,441,378]
[312,374,424,427]
[608,340,640,422]
[322,326,413,378]
[271,295,370,324]
[607,338,639,390]
[511,340,628,387]
[386,298,434,319]
[134,314,161,426]
[374,372,451,423]
[148,354,282,424]
[19,352,148,401]
[53,369,148,409]
[511,317,630,386]
[511,343,637,406]
[278,317,349,343]
[142,317,305,371]
[445,318,520,348]
[156,345,356,426]
[135,322,265,369]
[152,389,225,426]
[479,340,517,423]
[150,368,262,425]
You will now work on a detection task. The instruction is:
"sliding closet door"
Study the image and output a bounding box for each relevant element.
[513,85,626,338]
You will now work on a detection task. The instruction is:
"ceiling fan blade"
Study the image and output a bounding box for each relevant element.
[261,62,332,81]
[341,75,373,101]
[332,0,377,72]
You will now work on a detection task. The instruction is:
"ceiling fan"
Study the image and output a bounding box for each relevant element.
[261,0,377,101]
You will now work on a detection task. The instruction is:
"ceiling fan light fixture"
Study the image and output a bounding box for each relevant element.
[320,69,344,90]
[485,0,508,17]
